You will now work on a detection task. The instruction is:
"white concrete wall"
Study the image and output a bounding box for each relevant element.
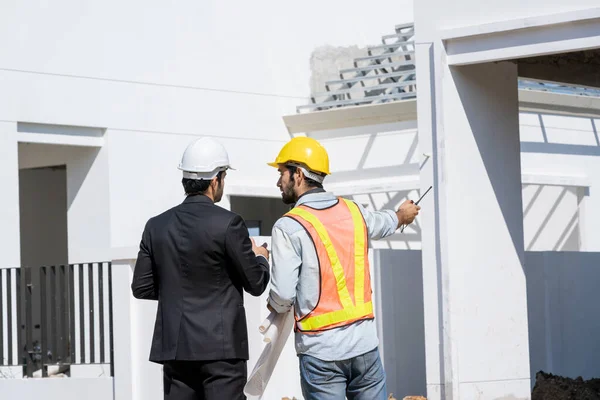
[3,377,114,398]
[312,113,595,253]
[520,114,600,252]
[18,143,111,264]
[411,17,600,400]
[130,287,163,400]
[0,122,21,269]
[525,252,600,382]
[110,258,163,400]
[412,2,600,393]
[0,0,413,254]
[523,184,581,251]
[0,0,413,100]
[374,250,427,398]
[0,378,113,399]
[434,61,530,399]
[374,250,600,398]
[350,181,583,252]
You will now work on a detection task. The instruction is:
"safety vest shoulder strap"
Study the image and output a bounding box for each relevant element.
[339,198,367,306]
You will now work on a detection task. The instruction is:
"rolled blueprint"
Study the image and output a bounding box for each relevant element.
[259,312,277,334]
[244,309,295,397]
[263,320,279,343]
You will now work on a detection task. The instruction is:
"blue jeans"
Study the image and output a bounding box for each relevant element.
[299,348,387,400]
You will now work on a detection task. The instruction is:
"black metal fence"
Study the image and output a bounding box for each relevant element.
[0,263,114,377]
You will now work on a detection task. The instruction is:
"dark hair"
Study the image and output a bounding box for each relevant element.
[286,165,323,189]
[182,170,225,195]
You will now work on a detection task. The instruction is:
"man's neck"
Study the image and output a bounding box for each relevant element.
[296,187,326,202]
[187,192,215,203]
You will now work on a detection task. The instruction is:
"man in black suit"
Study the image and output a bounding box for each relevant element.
[131,137,270,400]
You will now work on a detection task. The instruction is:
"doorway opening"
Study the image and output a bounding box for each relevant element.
[19,165,68,267]
[230,196,290,237]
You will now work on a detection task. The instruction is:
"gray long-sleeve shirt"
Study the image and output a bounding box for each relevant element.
[267,191,398,361]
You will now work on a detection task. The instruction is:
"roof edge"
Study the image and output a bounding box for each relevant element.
[283,90,600,134]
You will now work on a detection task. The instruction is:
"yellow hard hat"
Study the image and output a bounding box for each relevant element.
[268,137,330,175]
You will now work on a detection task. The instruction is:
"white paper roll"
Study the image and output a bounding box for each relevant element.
[259,311,277,334]
[244,309,295,397]
[263,320,279,343]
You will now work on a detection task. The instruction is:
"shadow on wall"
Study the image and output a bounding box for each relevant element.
[19,166,69,267]
[525,251,600,384]
[452,63,526,264]
[519,112,598,252]
[66,147,101,210]
[346,109,597,252]
[374,250,600,397]
[375,249,426,398]
[323,123,421,187]
[354,181,582,252]
[17,143,102,211]
[520,113,600,155]
[352,189,422,250]
[18,141,110,264]
[523,184,581,251]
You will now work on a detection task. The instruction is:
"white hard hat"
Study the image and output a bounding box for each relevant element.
[178,137,234,180]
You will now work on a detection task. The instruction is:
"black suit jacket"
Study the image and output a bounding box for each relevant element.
[131,194,270,362]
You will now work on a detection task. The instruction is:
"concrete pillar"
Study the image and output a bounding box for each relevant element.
[111,259,134,400]
[418,45,531,399]
[0,122,21,268]
[111,256,163,400]
[130,277,163,400]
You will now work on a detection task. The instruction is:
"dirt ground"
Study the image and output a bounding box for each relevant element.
[282,372,600,400]
[532,371,600,400]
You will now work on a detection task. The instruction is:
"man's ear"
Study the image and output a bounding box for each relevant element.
[210,176,219,190]
[295,169,304,187]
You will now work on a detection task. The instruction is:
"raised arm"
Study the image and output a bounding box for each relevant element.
[356,199,420,240]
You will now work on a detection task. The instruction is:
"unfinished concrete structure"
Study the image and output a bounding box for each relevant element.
[285,5,600,400]
[1,1,600,399]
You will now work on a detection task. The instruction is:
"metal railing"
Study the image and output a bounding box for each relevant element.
[0,263,114,377]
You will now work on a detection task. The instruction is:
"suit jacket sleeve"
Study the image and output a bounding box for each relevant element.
[225,215,270,296]
[131,221,158,300]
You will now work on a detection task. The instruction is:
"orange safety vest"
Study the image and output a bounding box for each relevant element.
[285,198,374,333]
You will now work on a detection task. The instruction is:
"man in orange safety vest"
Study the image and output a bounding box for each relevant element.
[267,137,420,399]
